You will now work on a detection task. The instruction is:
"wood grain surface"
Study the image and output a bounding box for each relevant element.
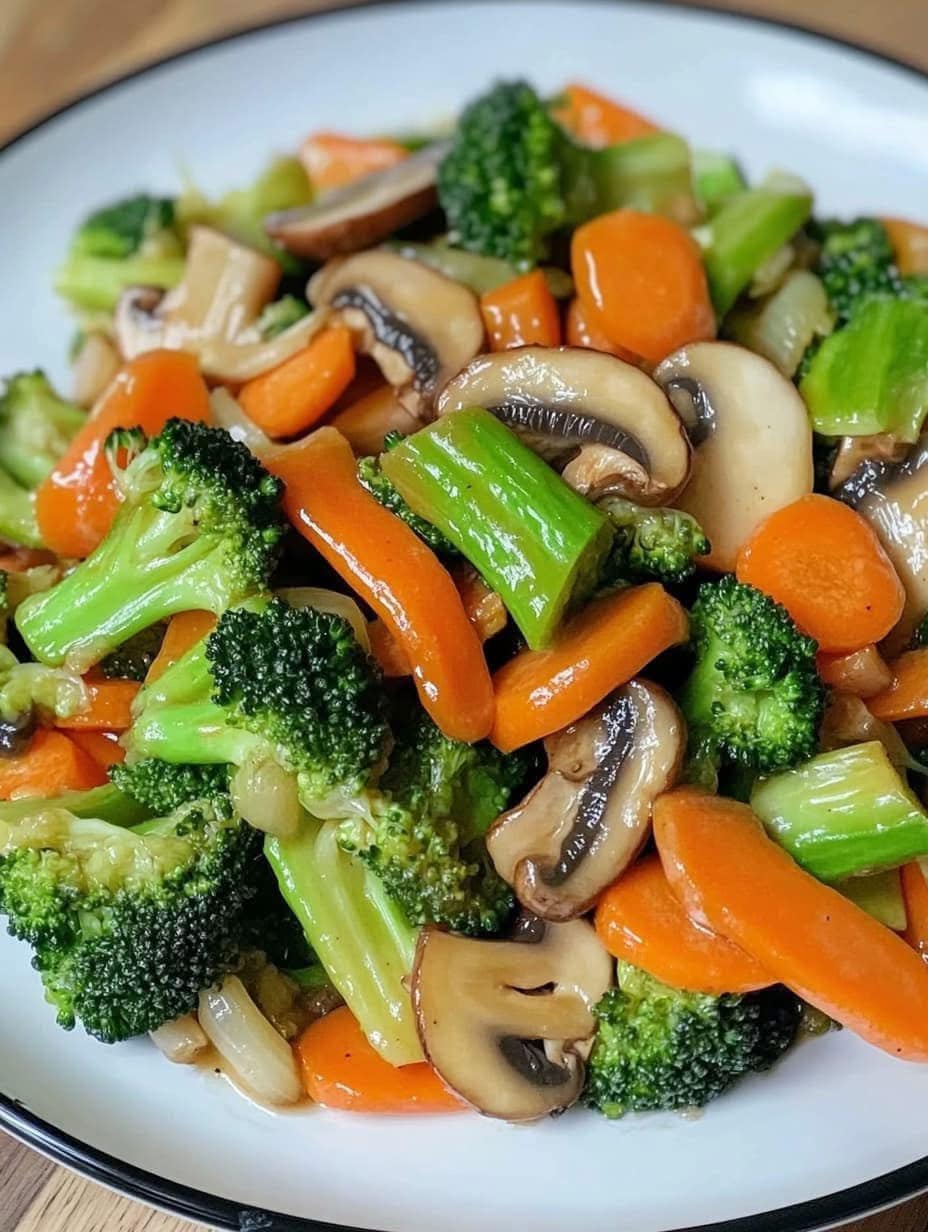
[1,1,928,1230]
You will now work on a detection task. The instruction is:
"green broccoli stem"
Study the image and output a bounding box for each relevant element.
[562,132,695,226]
[54,253,186,313]
[128,699,266,767]
[0,468,42,549]
[381,408,612,649]
[136,635,215,710]
[266,819,422,1066]
[703,177,813,316]
[0,783,148,827]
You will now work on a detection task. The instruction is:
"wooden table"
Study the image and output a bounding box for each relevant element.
[1,1,928,1229]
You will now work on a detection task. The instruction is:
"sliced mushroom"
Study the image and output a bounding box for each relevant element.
[265,142,448,261]
[487,680,684,920]
[829,433,910,491]
[309,250,484,416]
[436,347,690,503]
[654,341,814,571]
[115,225,330,383]
[412,916,612,1122]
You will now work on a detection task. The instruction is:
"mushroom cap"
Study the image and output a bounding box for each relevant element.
[437,346,691,503]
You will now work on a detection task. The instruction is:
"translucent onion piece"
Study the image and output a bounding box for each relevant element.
[150,1013,209,1064]
[198,976,302,1106]
[209,387,272,456]
[72,332,120,408]
[231,760,302,838]
[727,270,832,377]
[276,587,371,652]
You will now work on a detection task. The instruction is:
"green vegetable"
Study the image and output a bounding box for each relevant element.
[0,644,86,728]
[0,468,42,549]
[750,741,928,882]
[357,441,457,556]
[438,80,694,268]
[100,623,166,681]
[110,759,233,817]
[838,868,907,931]
[597,496,708,586]
[692,150,746,214]
[702,175,813,316]
[680,576,824,784]
[16,420,284,669]
[0,373,85,489]
[812,217,902,327]
[389,239,574,297]
[583,963,800,1117]
[725,269,834,378]
[0,782,147,828]
[256,295,310,338]
[800,296,928,442]
[381,408,613,648]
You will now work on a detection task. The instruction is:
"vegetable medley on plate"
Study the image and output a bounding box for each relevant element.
[4,78,928,1122]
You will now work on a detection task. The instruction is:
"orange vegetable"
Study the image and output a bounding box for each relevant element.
[145,610,217,684]
[491,584,688,752]
[571,210,715,365]
[565,297,636,360]
[902,862,928,957]
[553,82,659,147]
[595,852,773,995]
[55,679,140,732]
[736,494,905,654]
[882,217,928,276]
[35,350,211,560]
[330,385,419,455]
[267,428,494,742]
[654,788,928,1061]
[295,1007,465,1114]
[0,548,56,573]
[480,271,561,351]
[816,645,893,700]
[869,650,928,721]
[238,327,356,439]
[300,132,408,192]
[368,618,411,678]
[0,729,107,800]
[68,729,126,769]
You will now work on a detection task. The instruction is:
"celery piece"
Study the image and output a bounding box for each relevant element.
[693,150,747,214]
[838,869,907,931]
[800,297,928,442]
[703,177,813,316]
[381,408,613,649]
[564,132,697,225]
[751,741,928,882]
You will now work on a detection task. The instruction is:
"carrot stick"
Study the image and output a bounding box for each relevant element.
[368,618,411,678]
[869,649,928,721]
[736,494,905,654]
[882,217,928,276]
[330,385,420,456]
[816,645,893,700]
[299,133,408,192]
[238,326,356,439]
[145,611,217,684]
[0,729,108,799]
[295,1006,465,1114]
[553,83,660,147]
[571,210,715,365]
[595,852,773,995]
[55,679,140,732]
[565,298,637,361]
[654,788,928,1061]
[267,427,494,742]
[491,584,688,752]
[902,861,928,957]
[68,729,126,769]
[480,271,561,351]
[35,350,211,559]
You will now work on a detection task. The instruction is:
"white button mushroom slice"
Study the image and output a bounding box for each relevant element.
[654,341,814,572]
[265,143,449,262]
[411,916,612,1122]
[436,347,691,504]
[309,250,484,416]
[487,680,684,921]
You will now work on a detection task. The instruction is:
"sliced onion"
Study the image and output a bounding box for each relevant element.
[209,387,271,457]
[820,693,920,773]
[150,1013,209,1064]
[277,587,371,652]
[231,760,302,838]
[72,332,120,407]
[748,242,795,298]
[198,976,302,1106]
[727,270,832,377]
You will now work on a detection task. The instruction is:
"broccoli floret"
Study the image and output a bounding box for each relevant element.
[357,439,458,556]
[337,708,526,935]
[679,576,824,781]
[257,295,310,338]
[598,497,709,586]
[583,964,801,1117]
[0,373,85,490]
[100,623,166,681]
[0,645,86,749]
[811,218,902,328]
[16,420,284,669]
[110,759,232,817]
[0,803,259,1041]
[55,194,185,314]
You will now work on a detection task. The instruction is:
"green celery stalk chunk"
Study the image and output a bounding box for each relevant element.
[800,297,928,442]
[751,741,928,882]
[703,176,813,316]
[381,408,613,649]
[838,868,907,931]
[563,132,697,225]
[692,150,747,214]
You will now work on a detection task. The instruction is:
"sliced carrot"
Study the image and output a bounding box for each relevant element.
[267,428,494,742]
[654,788,928,1061]
[553,82,660,147]
[882,217,928,276]
[55,679,140,732]
[145,610,217,684]
[571,210,715,365]
[480,271,561,351]
[902,862,928,957]
[299,133,408,192]
[816,645,893,700]
[565,297,637,361]
[595,852,773,995]
[368,617,411,678]
[35,350,211,559]
[736,494,904,654]
[0,549,56,573]
[238,326,356,439]
[330,385,420,456]
[295,1006,465,1114]
[0,729,107,800]
[491,584,688,752]
[869,650,928,721]
[68,729,126,769]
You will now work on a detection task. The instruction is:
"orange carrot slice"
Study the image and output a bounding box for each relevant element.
[882,217,928,276]
[0,729,107,799]
[68,729,126,769]
[55,679,140,732]
[869,650,928,721]
[565,297,637,360]
[330,385,419,456]
[144,611,217,684]
[238,326,356,439]
[902,861,928,957]
[816,645,893,700]
[554,83,660,147]
[480,271,561,351]
[300,133,408,192]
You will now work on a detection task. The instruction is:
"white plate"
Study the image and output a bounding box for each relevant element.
[2,4,928,1230]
